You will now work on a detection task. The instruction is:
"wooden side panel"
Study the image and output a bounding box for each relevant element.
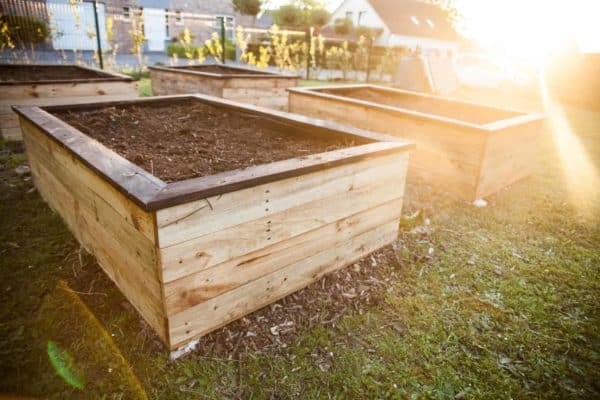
[21,120,166,342]
[161,151,409,348]
[289,92,487,200]
[157,152,408,281]
[0,81,138,103]
[475,120,543,198]
[163,198,403,316]
[222,87,289,110]
[168,220,399,348]
[149,69,224,97]
[223,77,298,89]
[159,164,404,291]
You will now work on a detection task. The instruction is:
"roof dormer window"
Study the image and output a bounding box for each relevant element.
[426,18,435,28]
[410,16,419,25]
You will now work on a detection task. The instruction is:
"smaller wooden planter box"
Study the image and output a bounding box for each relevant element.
[149,64,299,110]
[1,64,138,141]
[288,84,546,200]
[14,95,412,350]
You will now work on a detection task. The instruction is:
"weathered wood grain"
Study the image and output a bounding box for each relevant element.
[149,66,298,111]
[21,121,166,341]
[168,220,399,348]
[288,85,545,201]
[163,198,403,316]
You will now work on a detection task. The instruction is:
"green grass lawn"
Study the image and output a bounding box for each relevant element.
[0,90,598,399]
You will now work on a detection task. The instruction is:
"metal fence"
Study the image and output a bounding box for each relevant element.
[0,0,233,68]
[1,0,400,83]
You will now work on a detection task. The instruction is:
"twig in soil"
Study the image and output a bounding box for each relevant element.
[150,160,154,175]
[60,287,108,297]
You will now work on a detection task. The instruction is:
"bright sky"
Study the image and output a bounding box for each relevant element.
[264,0,600,54]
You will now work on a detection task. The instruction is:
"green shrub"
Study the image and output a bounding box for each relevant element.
[0,15,49,45]
[169,38,234,61]
[202,38,236,61]
[167,43,202,58]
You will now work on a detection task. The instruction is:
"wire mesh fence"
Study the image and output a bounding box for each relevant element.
[0,0,400,82]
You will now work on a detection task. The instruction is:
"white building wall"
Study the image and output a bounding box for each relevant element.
[330,0,391,42]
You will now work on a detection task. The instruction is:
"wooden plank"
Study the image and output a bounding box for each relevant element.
[168,220,398,348]
[24,131,159,279]
[150,141,408,210]
[24,134,167,342]
[289,90,488,201]
[149,69,224,97]
[159,154,408,282]
[0,112,19,128]
[223,77,298,89]
[475,122,542,198]
[20,119,157,243]
[0,127,22,141]
[157,151,407,248]
[1,93,141,108]
[17,112,165,209]
[0,81,138,103]
[163,198,403,315]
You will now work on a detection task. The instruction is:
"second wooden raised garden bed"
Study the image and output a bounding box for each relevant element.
[288,84,546,200]
[149,64,299,110]
[0,64,138,141]
[14,94,412,350]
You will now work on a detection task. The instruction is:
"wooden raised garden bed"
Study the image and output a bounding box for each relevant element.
[13,94,412,350]
[149,64,299,110]
[288,84,546,200]
[1,64,138,141]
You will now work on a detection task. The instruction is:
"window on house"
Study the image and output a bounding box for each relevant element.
[426,18,435,28]
[345,11,353,22]
[410,16,420,25]
[175,10,183,25]
[123,7,131,21]
[358,11,366,26]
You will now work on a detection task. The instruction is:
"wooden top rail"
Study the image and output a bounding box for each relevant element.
[288,84,545,132]
[148,65,300,79]
[13,94,413,211]
[0,63,137,85]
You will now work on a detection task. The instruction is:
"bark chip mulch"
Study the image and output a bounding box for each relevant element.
[52,100,357,182]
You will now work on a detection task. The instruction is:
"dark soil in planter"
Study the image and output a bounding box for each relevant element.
[0,65,108,82]
[179,65,274,75]
[52,100,357,182]
[321,87,520,125]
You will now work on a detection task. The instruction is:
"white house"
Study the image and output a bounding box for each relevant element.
[328,0,460,55]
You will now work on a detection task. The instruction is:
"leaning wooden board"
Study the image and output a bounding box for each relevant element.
[288,84,546,201]
[14,94,413,350]
[149,65,298,111]
[1,64,138,141]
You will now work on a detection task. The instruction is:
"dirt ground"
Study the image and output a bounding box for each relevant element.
[52,100,355,182]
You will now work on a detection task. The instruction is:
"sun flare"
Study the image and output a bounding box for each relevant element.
[455,0,600,65]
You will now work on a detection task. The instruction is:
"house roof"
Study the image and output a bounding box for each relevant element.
[368,0,459,41]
